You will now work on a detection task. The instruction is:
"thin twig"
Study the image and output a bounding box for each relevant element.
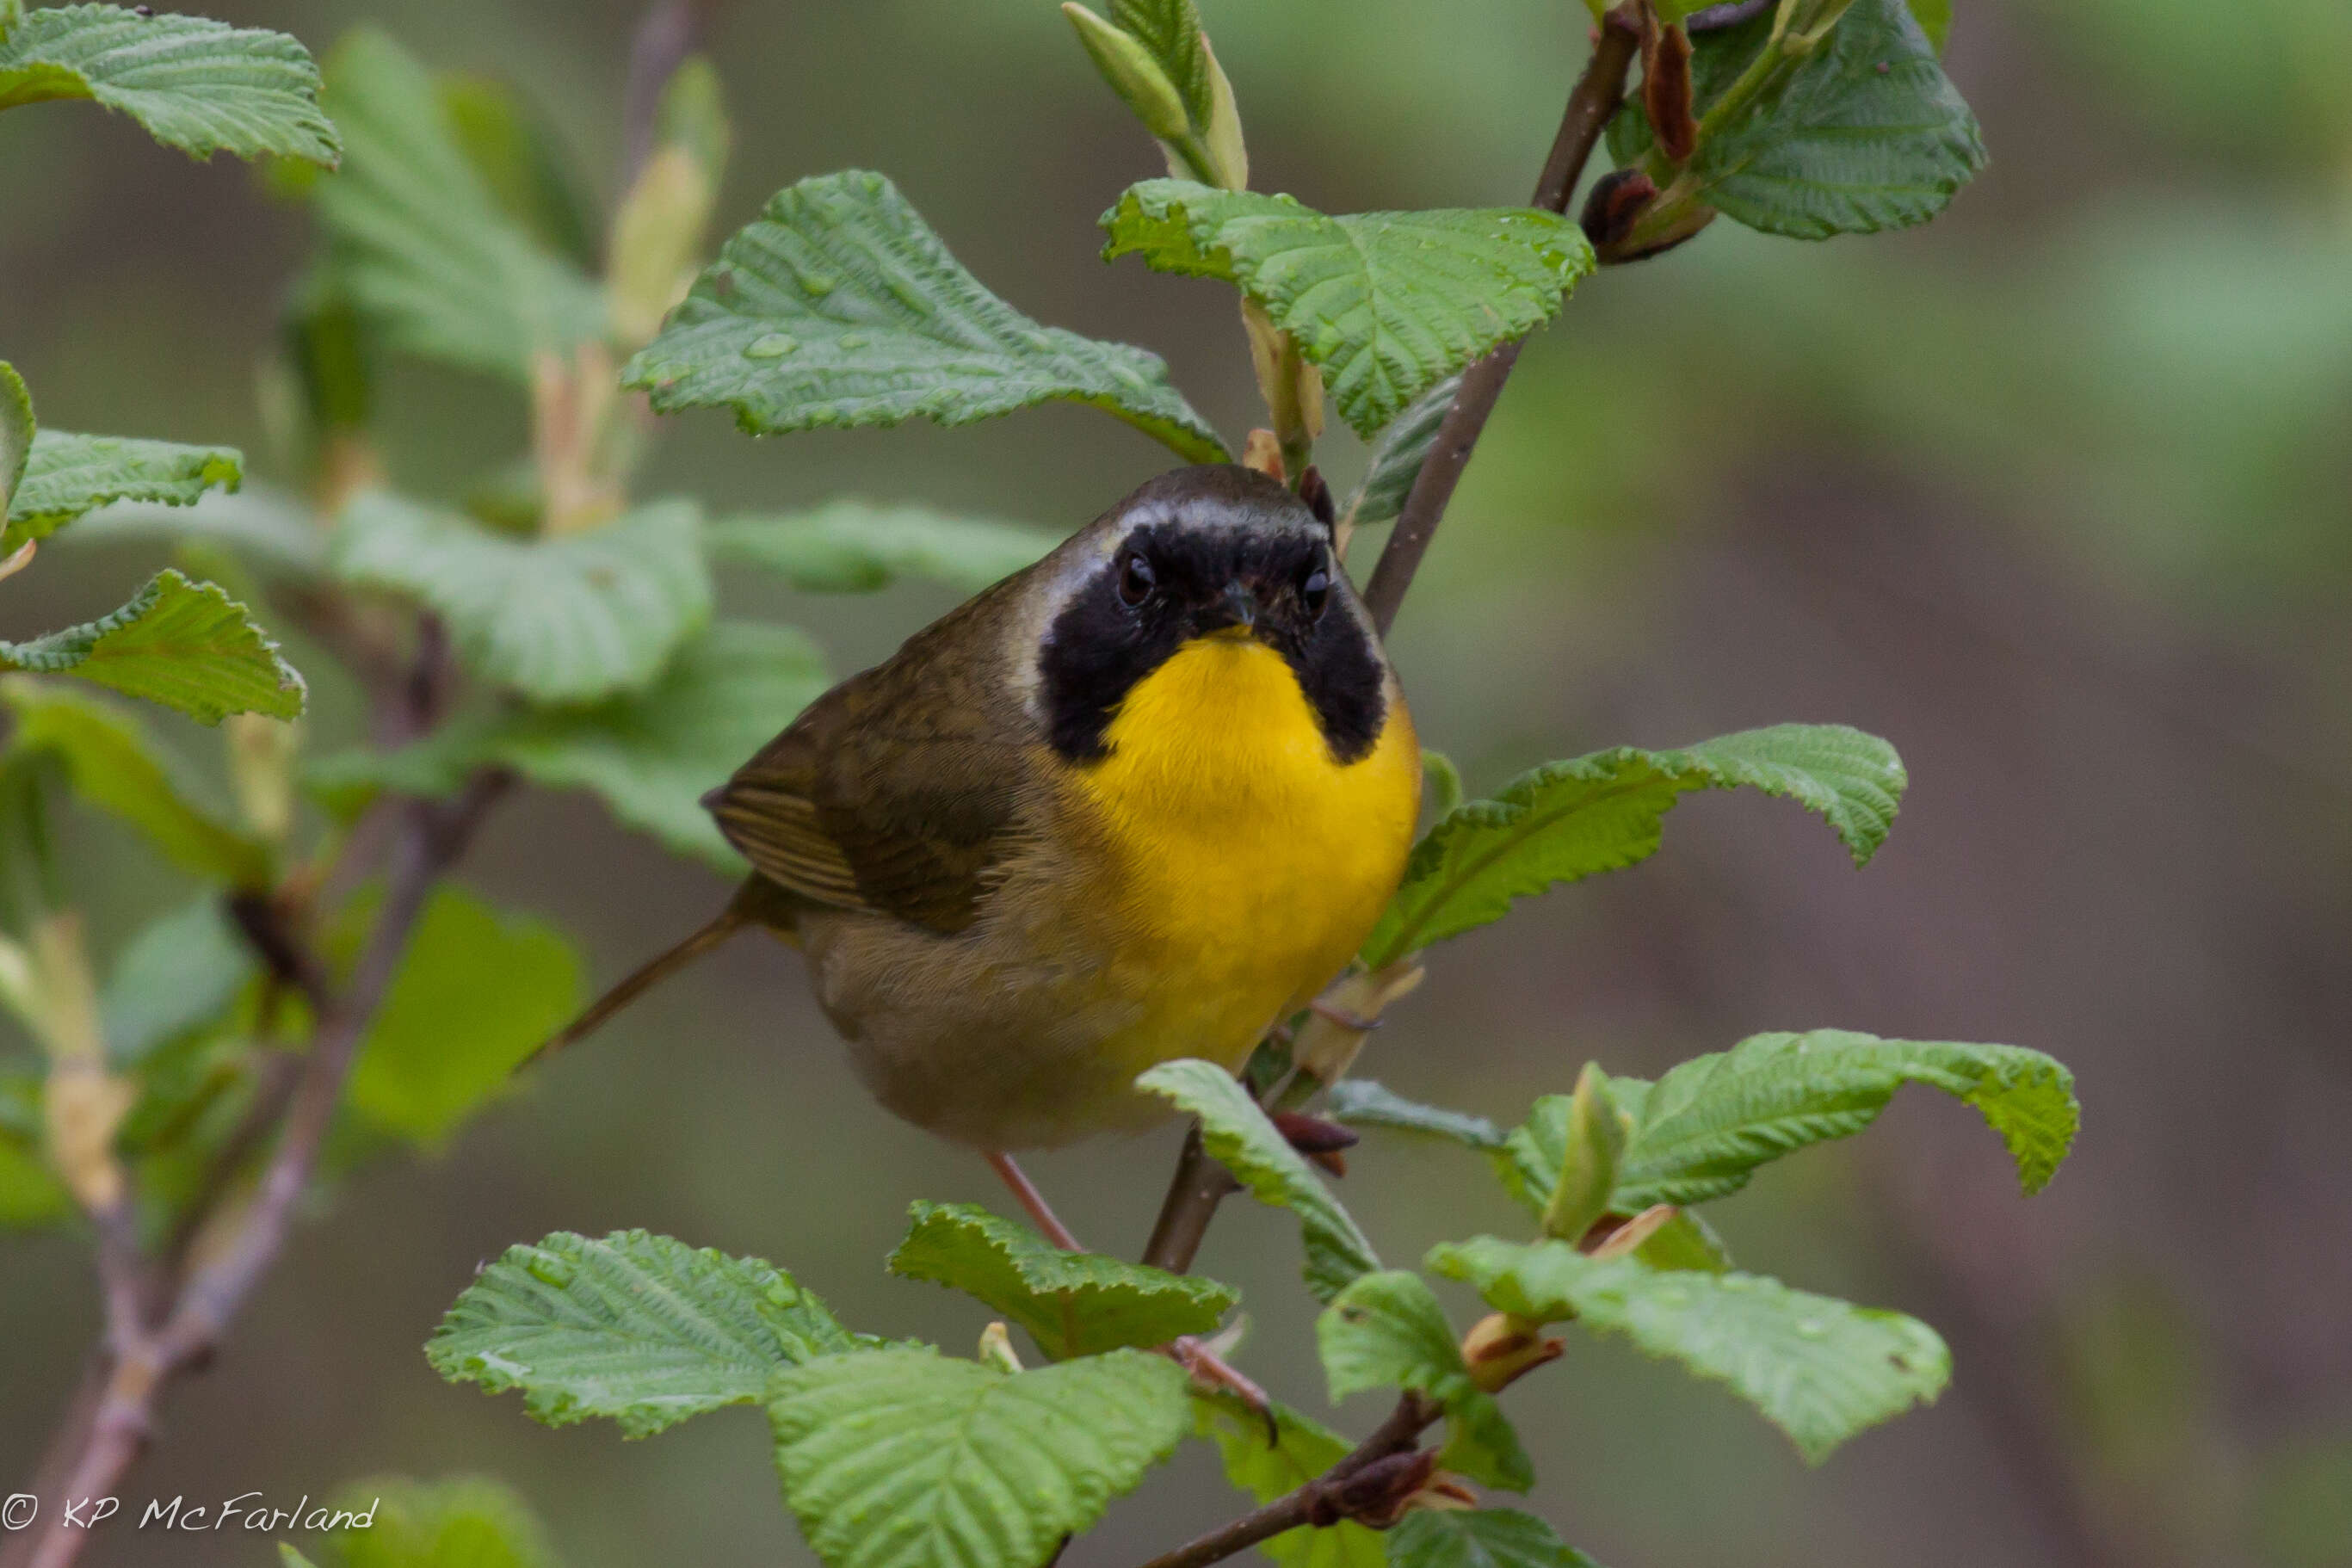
[1130,1395,1439,1568]
[1137,12,1644,1271]
[1685,0,1775,30]
[1357,10,1640,638]
[2,769,510,1568]
[157,1048,300,1279]
[90,1203,151,1362]
[226,892,336,1015]
[159,770,510,1364]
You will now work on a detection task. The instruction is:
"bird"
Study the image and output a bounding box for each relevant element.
[534,462,1421,1241]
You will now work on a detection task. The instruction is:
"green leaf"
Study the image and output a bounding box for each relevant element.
[1318,1270,1530,1491]
[1626,1210,1733,1274]
[283,265,376,436]
[437,72,601,270]
[331,493,711,705]
[1429,1238,1948,1462]
[100,895,255,1066]
[0,1071,65,1229]
[5,429,242,553]
[624,170,1227,463]
[312,28,606,381]
[1101,181,1591,440]
[0,3,20,38]
[1324,1079,1503,1150]
[1422,750,1465,820]
[0,363,30,522]
[1494,1070,1924,1269]
[0,1124,71,1228]
[1137,1059,1380,1303]
[1612,0,1982,241]
[768,1345,1189,1568]
[329,1476,553,1568]
[1065,5,1191,147]
[58,485,330,580]
[887,1201,1236,1361]
[1364,724,1904,966]
[1388,1509,1601,1568]
[1907,0,1951,52]
[1701,0,1982,238]
[1534,1063,1627,1244]
[1107,0,1212,128]
[1493,1095,1574,1217]
[709,500,1059,594]
[114,1028,256,1202]
[280,1548,319,1568]
[429,1229,861,1437]
[1495,1078,1668,1219]
[1611,1028,2080,1205]
[0,679,270,883]
[1194,1392,1385,1568]
[1348,373,1455,528]
[346,886,582,1147]
[309,621,828,870]
[0,569,305,724]
[0,4,337,165]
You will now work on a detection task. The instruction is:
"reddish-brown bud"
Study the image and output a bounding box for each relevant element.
[1313,1449,1440,1529]
[1641,12,1698,162]
[1461,1312,1565,1392]
[1580,167,1658,251]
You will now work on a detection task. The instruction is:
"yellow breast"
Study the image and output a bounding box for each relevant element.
[1068,633,1421,1076]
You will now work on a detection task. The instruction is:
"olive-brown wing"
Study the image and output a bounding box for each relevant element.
[706,586,1040,934]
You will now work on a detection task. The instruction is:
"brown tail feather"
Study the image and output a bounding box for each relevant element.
[524,905,750,1071]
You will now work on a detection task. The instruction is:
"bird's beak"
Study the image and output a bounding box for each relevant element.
[1204,579,1258,638]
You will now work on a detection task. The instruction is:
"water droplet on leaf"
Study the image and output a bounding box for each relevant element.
[525,1252,575,1288]
[744,334,799,359]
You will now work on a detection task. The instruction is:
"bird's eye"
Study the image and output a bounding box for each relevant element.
[1301,565,1331,619]
[1118,551,1156,607]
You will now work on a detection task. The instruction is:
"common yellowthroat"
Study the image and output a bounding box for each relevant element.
[545,464,1421,1157]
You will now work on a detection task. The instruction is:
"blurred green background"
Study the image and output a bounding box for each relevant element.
[4,1,2349,1565]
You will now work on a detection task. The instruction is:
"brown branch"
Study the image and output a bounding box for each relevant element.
[1,769,509,1568]
[89,1203,152,1367]
[160,769,509,1362]
[1132,1395,1440,1568]
[1141,1123,1242,1273]
[1139,10,1643,1270]
[226,892,335,1015]
[1357,9,1640,638]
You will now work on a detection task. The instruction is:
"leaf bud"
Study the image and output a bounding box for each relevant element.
[1540,1062,1626,1243]
[1461,1311,1565,1393]
[1062,4,1193,144]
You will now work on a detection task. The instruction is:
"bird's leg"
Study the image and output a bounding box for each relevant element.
[982,1151,1272,1429]
[985,1151,1083,1250]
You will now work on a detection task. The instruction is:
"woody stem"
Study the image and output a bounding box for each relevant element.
[1139,12,1643,1274]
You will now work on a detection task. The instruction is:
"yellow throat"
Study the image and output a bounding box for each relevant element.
[1071,633,1421,1067]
